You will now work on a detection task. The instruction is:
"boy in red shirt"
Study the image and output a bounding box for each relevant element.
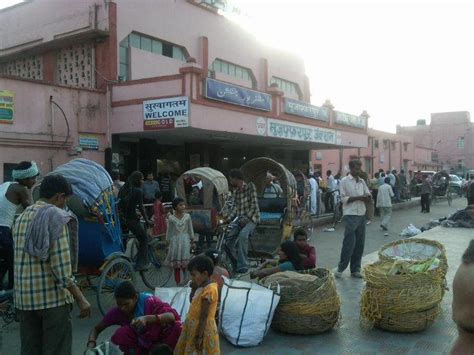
[293,228,316,269]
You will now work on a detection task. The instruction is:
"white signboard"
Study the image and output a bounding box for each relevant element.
[267,119,341,145]
[143,96,189,130]
[256,117,267,136]
[335,111,366,128]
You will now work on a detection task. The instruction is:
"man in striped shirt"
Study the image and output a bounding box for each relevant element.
[227,169,260,273]
[13,175,91,355]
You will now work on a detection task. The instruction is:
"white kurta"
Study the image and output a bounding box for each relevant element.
[309,177,318,215]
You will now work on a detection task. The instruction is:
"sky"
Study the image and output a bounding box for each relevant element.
[1,0,472,133]
[226,0,473,132]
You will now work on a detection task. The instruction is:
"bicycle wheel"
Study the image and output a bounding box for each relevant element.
[97,256,134,316]
[139,239,173,289]
[219,246,235,278]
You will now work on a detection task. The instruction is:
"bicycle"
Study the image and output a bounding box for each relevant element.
[327,189,343,229]
[96,225,172,315]
[0,289,17,326]
[215,218,267,277]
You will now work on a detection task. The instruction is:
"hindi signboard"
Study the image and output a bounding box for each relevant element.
[283,98,329,122]
[79,135,100,150]
[143,96,189,130]
[0,90,14,124]
[335,111,366,128]
[267,119,341,145]
[205,78,272,111]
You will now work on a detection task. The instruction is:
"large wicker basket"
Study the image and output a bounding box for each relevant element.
[361,261,445,333]
[378,238,448,275]
[373,304,441,333]
[261,268,341,335]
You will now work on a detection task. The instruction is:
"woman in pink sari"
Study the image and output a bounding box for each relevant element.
[86,281,182,355]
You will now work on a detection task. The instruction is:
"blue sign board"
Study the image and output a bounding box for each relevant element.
[205,78,272,111]
[284,98,329,122]
[79,135,99,150]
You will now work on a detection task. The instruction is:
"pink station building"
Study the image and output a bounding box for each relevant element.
[0,0,370,181]
[2,1,470,182]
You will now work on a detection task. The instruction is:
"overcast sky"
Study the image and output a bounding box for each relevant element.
[1,0,472,133]
[229,0,473,132]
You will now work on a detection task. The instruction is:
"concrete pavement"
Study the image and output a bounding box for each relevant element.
[0,197,470,354]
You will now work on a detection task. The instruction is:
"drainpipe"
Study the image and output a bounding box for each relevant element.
[339,147,343,174]
[399,140,402,170]
[388,140,392,170]
[370,136,374,174]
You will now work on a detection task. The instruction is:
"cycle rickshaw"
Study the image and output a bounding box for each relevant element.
[33,159,171,315]
[431,171,453,206]
[239,157,313,258]
[175,167,231,250]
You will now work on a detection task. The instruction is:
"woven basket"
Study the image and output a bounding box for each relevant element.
[374,304,441,333]
[378,238,448,275]
[262,268,341,335]
[361,261,445,333]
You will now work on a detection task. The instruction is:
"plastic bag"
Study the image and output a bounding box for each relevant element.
[84,341,121,355]
[400,223,421,237]
[155,286,191,321]
[219,277,280,347]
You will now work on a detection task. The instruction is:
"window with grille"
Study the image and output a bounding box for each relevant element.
[208,59,254,87]
[0,55,43,80]
[119,32,188,81]
[270,77,302,99]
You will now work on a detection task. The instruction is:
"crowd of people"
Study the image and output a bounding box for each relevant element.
[2,159,474,355]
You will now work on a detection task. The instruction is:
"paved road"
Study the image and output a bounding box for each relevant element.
[0,196,468,354]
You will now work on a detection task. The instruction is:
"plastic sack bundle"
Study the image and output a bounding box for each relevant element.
[219,277,280,347]
[155,286,191,321]
[84,341,121,355]
[400,224,421,237]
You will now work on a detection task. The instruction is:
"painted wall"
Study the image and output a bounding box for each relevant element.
[115,0,307,99]
[398,112,474,172]
[130,48,183,80]
[312,128,420,176]
[0,0,109,55]
[0,77,107,182]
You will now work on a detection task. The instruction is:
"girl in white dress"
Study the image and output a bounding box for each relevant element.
[165,197,194,285]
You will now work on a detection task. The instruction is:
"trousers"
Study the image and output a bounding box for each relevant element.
[338,215,366,273]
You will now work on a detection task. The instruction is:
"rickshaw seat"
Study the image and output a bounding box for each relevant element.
[258,197,287,213]
[258,197,286,225]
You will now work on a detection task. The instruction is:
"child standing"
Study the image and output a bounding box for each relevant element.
[377,177,395,236]
[174,256,220,355]
[153,191,167,237]
[165,198,194,285]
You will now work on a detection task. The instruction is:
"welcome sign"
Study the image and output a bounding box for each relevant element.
[143,96,189,130]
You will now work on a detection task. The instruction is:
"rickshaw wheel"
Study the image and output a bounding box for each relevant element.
[97,256,134,316]
[130,239,173,289]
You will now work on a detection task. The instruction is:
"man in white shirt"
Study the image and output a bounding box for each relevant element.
[377,177,394,236]
[334,160,371,279]
[308,174,318,216]
[325,170,337,212]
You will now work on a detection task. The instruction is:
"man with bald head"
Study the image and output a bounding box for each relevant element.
[451,240,474,354]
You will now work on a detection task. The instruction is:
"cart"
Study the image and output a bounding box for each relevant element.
[240,157,313,258]
[175,167,230,250]
[431,171,453,206]
[33,159,171,315]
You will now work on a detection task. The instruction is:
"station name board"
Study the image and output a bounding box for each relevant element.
[284,98,329,122]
